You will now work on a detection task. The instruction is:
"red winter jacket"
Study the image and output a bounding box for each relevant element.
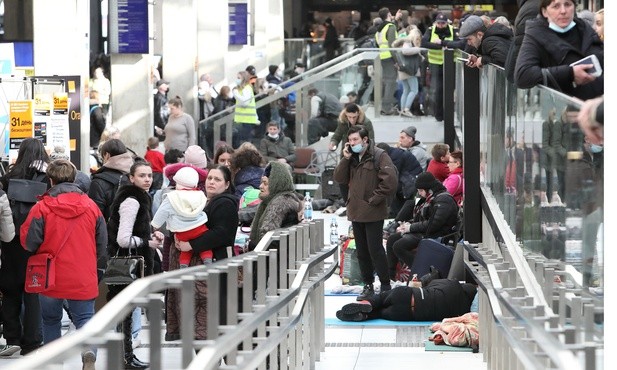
[21,183,108,300]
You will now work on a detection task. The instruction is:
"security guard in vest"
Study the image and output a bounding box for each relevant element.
[375,7,402,116]
[421,13,464,122]
[233,70,259,147]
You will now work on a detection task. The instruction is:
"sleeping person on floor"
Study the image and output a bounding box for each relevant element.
[336,278,477,322]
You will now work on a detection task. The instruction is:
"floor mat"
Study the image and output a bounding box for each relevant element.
[424,339,474,352]
[325,318,434,327]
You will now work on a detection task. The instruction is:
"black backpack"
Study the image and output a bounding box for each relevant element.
[7,173,48,234]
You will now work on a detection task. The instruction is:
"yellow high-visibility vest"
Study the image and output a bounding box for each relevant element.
[375,23,397,60]
[234,85,259,124]
[427,25,454,66]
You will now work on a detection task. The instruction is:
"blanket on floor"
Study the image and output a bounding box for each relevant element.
[429,312,479,348]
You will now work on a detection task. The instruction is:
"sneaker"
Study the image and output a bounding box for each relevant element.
[356,284,374,301]
[336,310,367,322]
[420,266,441,287]
[342,301,373,315]
[179,264,189,269]
[0,345,21,357]
[82,350,96,370]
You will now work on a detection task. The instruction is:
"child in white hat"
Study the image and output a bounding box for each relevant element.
[151,166,212,267]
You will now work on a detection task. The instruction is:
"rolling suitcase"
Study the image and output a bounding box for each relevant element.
[410,238,454,279]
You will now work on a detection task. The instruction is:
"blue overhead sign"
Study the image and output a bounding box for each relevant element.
[229,3,248,45]
[117,0,149,54]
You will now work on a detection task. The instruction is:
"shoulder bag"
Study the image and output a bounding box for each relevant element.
[102,240,145,285]
[25,228,73,294]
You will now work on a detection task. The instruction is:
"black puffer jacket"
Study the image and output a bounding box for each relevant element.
[88,152,133,220]
[188,192,239,260]
[514,16,603,100]
[407,184,459,239]
[480,22,513,67]
[107,184,154,277]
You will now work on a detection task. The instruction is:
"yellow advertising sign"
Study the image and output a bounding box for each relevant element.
[9,100,34,139]
[34,93,52,115]
[53,92,69,113]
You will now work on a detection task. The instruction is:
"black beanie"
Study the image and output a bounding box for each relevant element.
[415,172,437,190]
[269,65,278,75]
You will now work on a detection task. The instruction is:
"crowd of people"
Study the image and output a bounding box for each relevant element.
[0,1,604,365]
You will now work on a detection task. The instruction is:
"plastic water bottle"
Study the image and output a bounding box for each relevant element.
[304,192,313,221]
[329,217,339,245]
[410,274,422,288]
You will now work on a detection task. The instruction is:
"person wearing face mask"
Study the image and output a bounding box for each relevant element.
[514,0,603,100]
[232,71,260,147]
[259,121,296,166]
[421,13,464,122]
[334,125,398,301]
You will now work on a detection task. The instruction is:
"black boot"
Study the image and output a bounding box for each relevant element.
[122,316,149,369]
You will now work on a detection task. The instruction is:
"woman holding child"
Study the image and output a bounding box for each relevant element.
[166,165,239,340]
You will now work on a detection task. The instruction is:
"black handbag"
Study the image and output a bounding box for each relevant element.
[102,243,144,286]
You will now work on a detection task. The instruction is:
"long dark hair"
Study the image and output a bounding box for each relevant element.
[6,138,50,180]
[210,165,235,195]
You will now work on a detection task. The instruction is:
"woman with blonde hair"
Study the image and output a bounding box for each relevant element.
[393,28,423,117]
[232,70,259,146]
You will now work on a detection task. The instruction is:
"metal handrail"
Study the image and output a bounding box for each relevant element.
[7,220,336,370]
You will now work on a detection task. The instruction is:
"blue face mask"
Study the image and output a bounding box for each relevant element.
[548,21,576,33]
[351,143,364,153]
[236,79,242,86]
[590,144,603,153]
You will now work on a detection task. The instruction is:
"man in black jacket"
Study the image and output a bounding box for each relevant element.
[337,279,477,322]
[459,15,513,68]
[385,172,459,281]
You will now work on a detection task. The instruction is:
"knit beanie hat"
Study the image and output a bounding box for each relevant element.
[173,166,199,189]
[50,145,70,161]
[401,126,417,138]
[415,172,438,190]
[184,145,208,169]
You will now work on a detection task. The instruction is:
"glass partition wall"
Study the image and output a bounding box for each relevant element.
[456,63,604,293]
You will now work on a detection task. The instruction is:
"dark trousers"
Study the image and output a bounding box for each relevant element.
[1,290,42,352]
[386,232,423,279]
[429,64,444,121]
[366,286,414,321]
[352,220,388,286]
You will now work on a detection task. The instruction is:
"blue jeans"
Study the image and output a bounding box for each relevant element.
[40,295,96,354]
[132,307,142,339]
[400,76,419,111]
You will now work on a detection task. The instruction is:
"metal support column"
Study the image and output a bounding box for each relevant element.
[443,49,456,149]
[463,66,482,243]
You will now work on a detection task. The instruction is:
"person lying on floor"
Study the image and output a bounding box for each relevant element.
[336,279,477,322]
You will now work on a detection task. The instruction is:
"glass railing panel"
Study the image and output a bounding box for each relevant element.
[479,66,603,292]
[198,49,381,153]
